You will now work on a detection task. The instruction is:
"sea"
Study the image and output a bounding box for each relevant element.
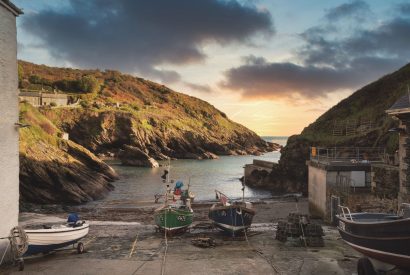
[96,136,288,207]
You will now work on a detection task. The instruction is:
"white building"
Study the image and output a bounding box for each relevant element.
[0,0,23,254]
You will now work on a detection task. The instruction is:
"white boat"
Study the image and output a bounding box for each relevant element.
[24,222,89,255]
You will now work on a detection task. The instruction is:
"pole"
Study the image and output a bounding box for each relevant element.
[242,174,245,202]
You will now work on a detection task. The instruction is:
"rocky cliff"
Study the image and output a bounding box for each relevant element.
[246,63,410,194]
[18,61,274,204]
[19,61,273,163]
[19,103,117,204]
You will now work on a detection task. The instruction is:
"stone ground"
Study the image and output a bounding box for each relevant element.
[0,199,406,274]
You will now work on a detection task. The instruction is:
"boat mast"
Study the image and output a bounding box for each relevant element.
[242,174,245,202]
[165,158,171,205]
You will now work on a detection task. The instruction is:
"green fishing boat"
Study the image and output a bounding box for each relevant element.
[154,204,193,233]
[154,167,194,233]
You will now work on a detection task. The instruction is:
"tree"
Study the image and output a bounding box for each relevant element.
[18,64,24,85]
[78,75,100,93]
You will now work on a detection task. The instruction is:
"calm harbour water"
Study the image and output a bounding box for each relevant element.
[96,137,288,207]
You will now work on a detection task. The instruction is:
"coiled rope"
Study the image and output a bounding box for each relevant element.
[0,226,28,266]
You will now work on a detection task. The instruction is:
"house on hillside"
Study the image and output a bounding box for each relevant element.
[0,0,23,257]
[19,90,69,106]
[39,92,68,106]
[19,91,41,106]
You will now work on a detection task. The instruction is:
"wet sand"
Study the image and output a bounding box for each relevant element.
[3,198,403,275]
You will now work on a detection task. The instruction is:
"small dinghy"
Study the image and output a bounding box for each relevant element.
[24,213,89,256]
[208,190,255,236]
[337,204,410,274]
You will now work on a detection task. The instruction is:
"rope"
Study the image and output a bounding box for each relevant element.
[10,227,28,258]
[128,233,139,258]
[0,241,10,267]
[299,220,307,248]
[160,207,168,275]
[240,210,282,275]
[0,226,28,267]
[132,241,165,275]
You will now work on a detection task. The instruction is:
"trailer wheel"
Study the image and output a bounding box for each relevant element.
[357,257,376,275]
[77,242,85,254]
[18,259,24,271]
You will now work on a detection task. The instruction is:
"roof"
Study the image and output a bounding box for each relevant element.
[0,0,23,16]
[19,92,41,97]
[41,93,68,99]
[386,94,410,115]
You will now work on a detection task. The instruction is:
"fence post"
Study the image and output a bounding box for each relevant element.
[383,148,386,163]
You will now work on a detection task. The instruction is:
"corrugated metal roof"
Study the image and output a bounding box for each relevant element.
[387,95,410,113]
[389,95,410,110]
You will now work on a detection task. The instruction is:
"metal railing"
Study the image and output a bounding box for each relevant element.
[338,205,353,221]
[310,147,386,165]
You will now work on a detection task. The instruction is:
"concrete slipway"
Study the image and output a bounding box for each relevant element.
[2,199,406,275]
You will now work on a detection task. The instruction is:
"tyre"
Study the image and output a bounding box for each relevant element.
[357,257,376,275]
[18,260,24,271]
[77,242,85,254]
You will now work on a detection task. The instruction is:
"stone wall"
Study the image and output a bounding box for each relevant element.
[371,164,399,199]
[244,160,273,180]
[0,2,20,255]
[345,193,398,213]
[399,118,410,204]
[41,93,68,106]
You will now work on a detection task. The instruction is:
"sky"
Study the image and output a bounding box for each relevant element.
[14,0,410,136]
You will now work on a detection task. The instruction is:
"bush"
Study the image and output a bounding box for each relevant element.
[80,100,90,108]
[78,75,100,93]
[49,102,57,107]
[54,79,80,92]
[29,74,41,84]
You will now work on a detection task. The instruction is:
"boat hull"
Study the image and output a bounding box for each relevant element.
[337,214,410,270]
[25,224,89,256]
[208,205,255,235]
[154,206,193,233]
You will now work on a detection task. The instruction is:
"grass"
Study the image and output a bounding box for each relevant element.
[19,103,60,150]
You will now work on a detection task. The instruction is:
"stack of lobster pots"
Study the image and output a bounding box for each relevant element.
[275,212,324,247]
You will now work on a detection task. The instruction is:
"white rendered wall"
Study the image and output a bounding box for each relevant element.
[0,5,19,245]
[308,166,327,217]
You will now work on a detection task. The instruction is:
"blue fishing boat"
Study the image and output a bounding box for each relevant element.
[208,190,255,235]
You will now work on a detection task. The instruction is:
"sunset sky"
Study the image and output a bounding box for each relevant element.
[14,0,410,136]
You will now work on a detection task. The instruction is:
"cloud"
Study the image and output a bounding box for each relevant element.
[20,0,273,83]
[221,56,375,99]
[324,0,370,22]
[397,3,410,15]
[222,1,410,100]
[184,82,212,93]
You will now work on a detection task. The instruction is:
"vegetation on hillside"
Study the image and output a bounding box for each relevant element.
[246,63,410,194]
[18,61,271,160]
[19,103,117,204]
